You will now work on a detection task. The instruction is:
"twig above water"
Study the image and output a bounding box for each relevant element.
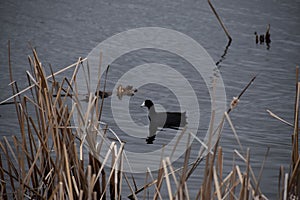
[267,109,294,127]
[207,0,232,68]
[208,0,232,43]
[227,75,257,113]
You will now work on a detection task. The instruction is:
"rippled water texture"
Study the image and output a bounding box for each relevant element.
[0,0,300,198]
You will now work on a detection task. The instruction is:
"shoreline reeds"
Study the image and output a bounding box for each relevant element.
[0,48,298,199]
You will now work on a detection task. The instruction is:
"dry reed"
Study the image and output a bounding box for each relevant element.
[0,46,298,199]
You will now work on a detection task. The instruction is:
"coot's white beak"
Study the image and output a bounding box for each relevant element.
[141,101,145,107]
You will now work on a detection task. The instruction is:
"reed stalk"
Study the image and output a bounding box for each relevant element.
[207,0,232,44]
[0,48,298,200]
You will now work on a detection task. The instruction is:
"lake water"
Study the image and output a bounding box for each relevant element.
[0,0,300,198]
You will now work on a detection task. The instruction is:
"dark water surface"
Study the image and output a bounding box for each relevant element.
[1,0,300,198]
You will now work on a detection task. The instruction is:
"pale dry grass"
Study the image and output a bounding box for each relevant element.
[0,45,298,199]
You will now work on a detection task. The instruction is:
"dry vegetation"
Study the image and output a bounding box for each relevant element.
[0,46,298,199]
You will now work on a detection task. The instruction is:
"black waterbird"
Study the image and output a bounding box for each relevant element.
[141,99,187,144]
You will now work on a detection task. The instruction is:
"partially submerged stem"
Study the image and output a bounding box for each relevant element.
[208,0,232,43]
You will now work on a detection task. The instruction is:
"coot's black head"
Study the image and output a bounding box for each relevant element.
[141,99,154,109]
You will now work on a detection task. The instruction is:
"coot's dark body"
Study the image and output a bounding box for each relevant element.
[95,90,112,98]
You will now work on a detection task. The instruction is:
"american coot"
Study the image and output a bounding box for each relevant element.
[254,32,259,44]
[141,100,187,144]
[259,34,265,44]
[254,24,271,45]
[254,31,265,44]
[95,90,112,98]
